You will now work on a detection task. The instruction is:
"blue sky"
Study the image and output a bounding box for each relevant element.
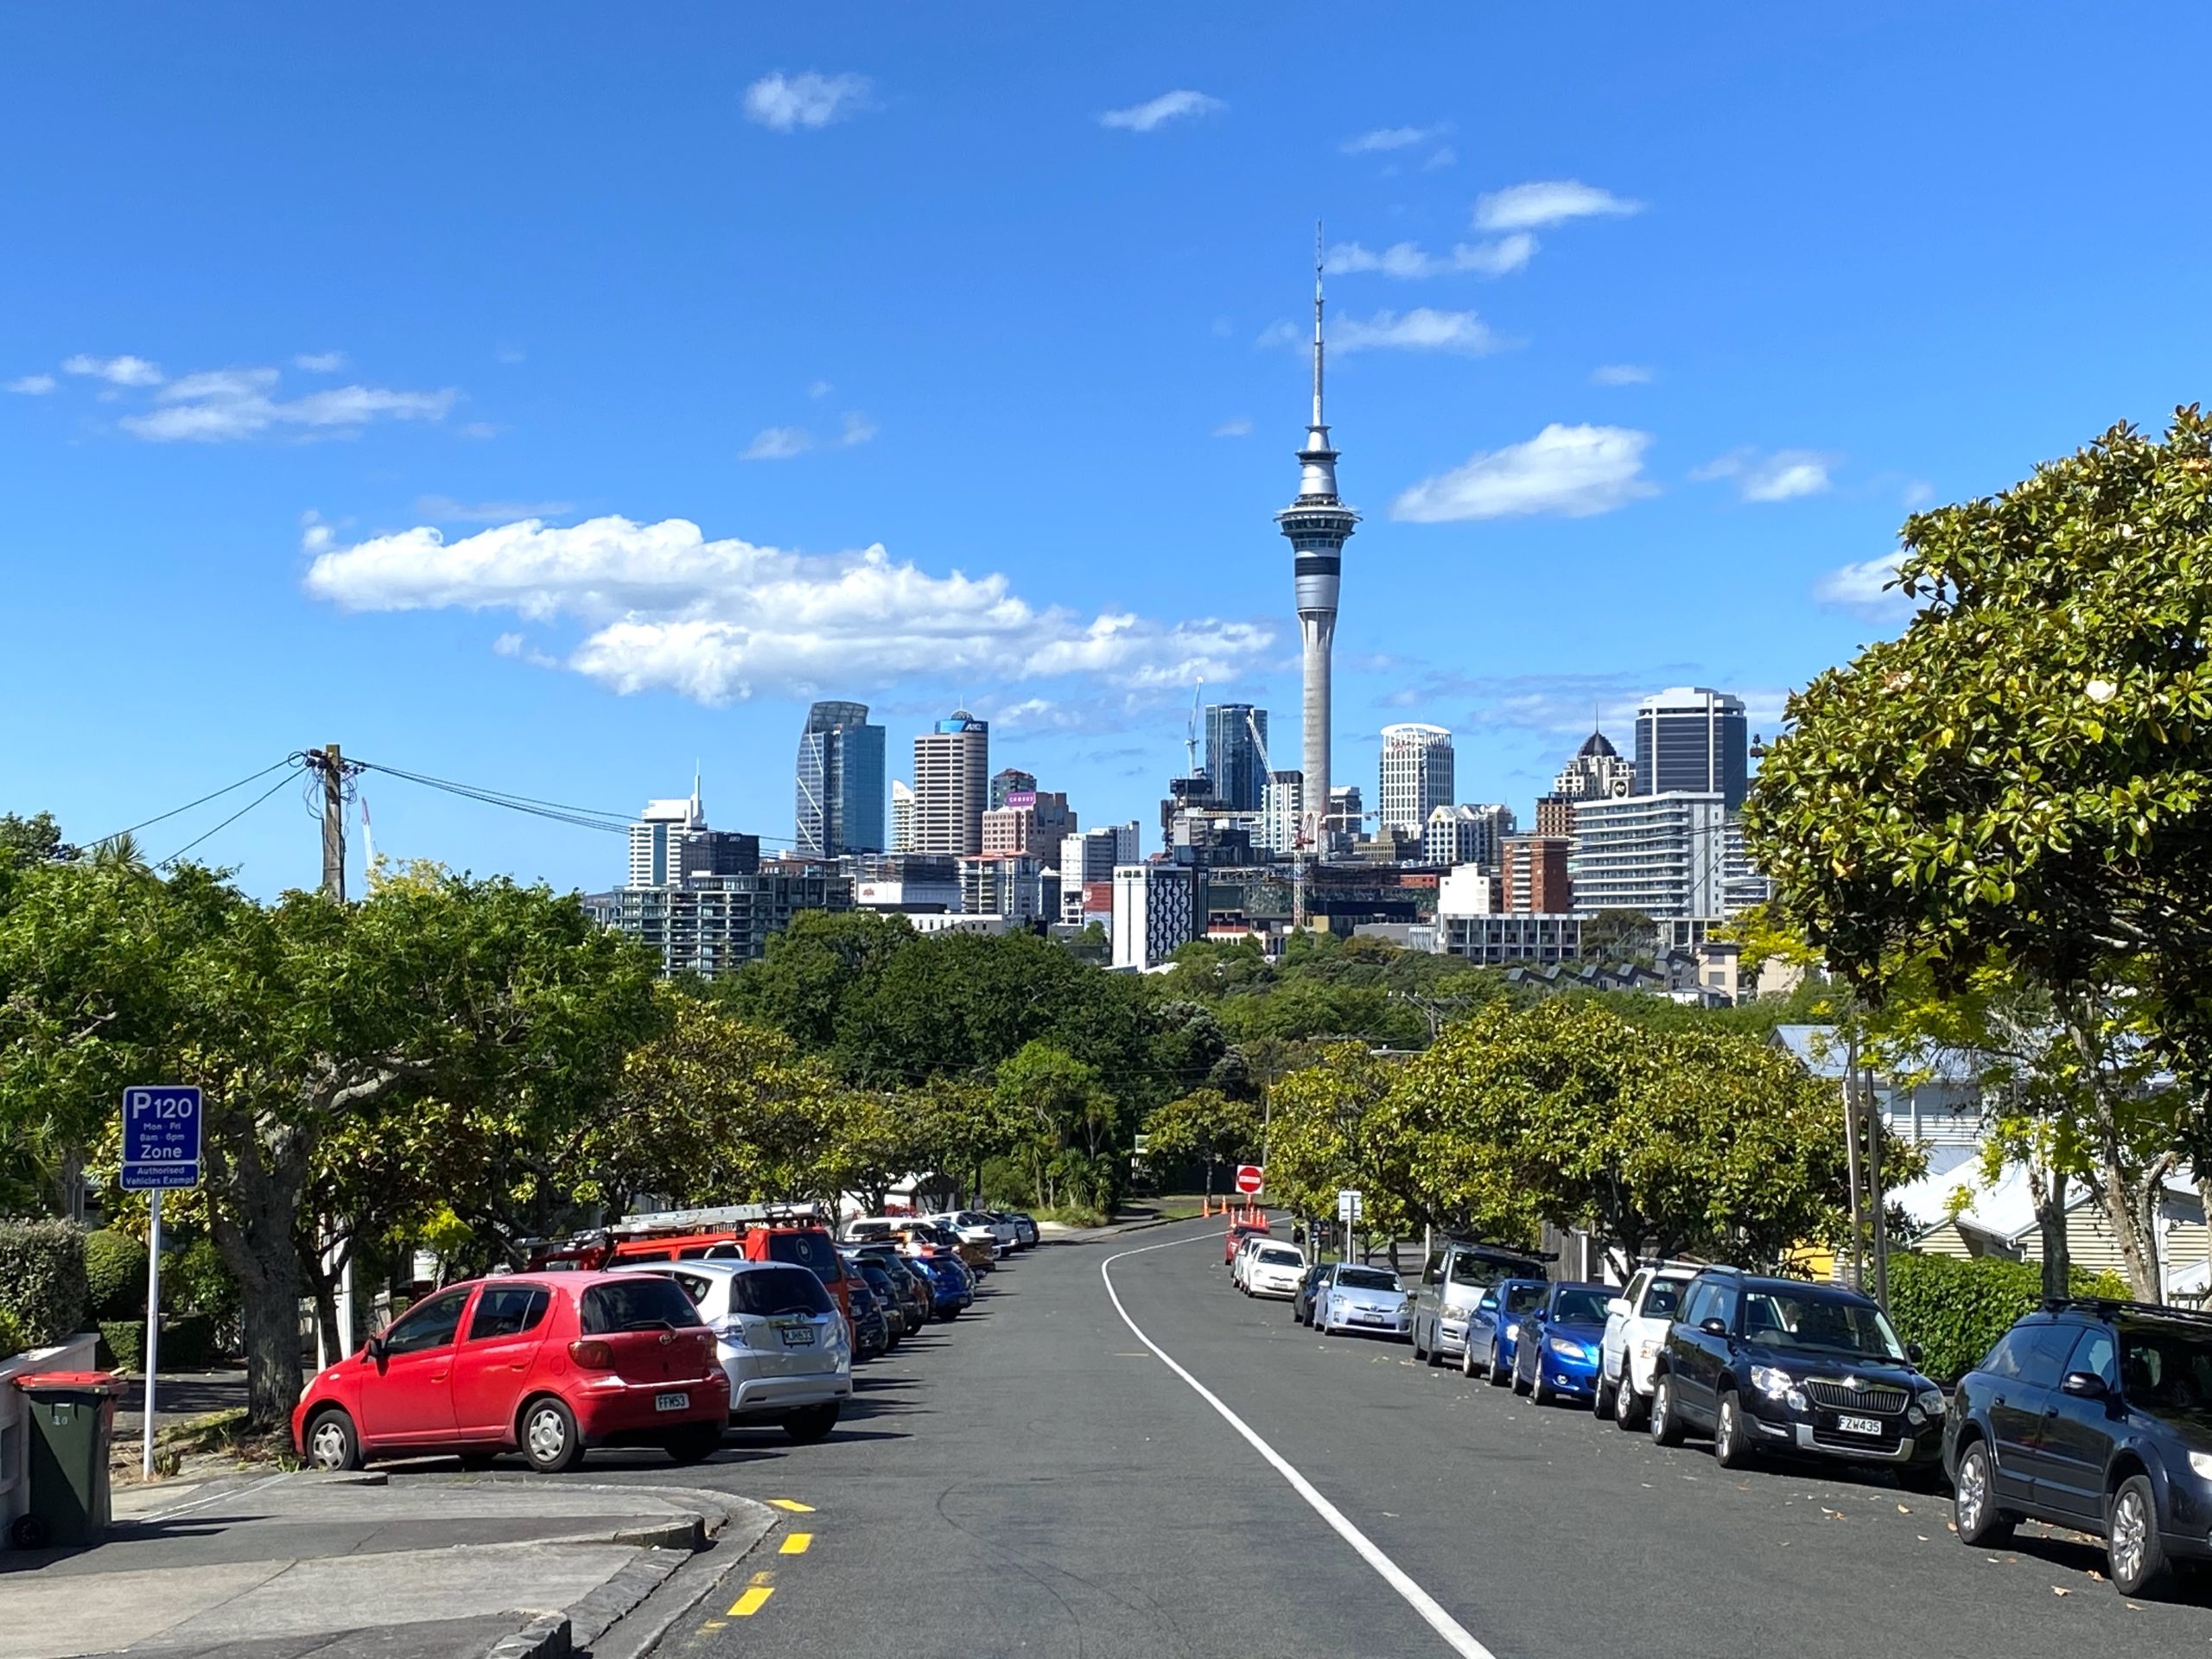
[5,4,2209,896]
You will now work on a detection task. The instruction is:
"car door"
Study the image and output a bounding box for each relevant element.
[1414,1248,1445,1348]
[2033,1324,2120,1522]
[1670,1281,1729,1428]
[451,1282,554,1438]
[1984,1322,2072,1503]
[1605,1270,1649,1385]
[357,1285,473,1446]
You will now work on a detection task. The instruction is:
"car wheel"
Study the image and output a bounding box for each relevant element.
[1424,1328,1445,1368]
[2107,1473,2168,1596]
[1950,1440,2014,1546]
[1649,1374,1684,1446]
[1487,1342,1510,1387]
[1410,1321,1427,1363]
[1713,1389,1752,1469]
[1459,1337,1478,1378]
[521,1397,584,1474]
[1592,1364,1617,1419]
[1529,1366,1551,1406]
[305,1408,362,1472]
[1615,1375,1647,1432]
[664,1423,725,1465]
[784,1404,841,1444]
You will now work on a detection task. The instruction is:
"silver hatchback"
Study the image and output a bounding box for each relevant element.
[614,1259,853,1442]
[1408,1239,1549,1367]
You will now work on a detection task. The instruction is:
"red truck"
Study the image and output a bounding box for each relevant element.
[531,1202,854,1326]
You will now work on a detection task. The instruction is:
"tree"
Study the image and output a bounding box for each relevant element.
[1263,1042,1409,1255]
[0,812,64,866]
[1141,1088,1263,1196]
[992,1041,1119,1211]
[1748,409,2212,1297]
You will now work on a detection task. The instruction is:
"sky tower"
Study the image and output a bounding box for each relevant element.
[1274,226,1358,858]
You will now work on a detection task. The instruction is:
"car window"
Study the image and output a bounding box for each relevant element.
[2068,1326,2119,1389]
[1735,1287,1902,1358]
[728,1266,836,1317]
[1707,1283,1740,1330]
[1551,1287,1611,1323]
[384,1287,471,1356]
[1451,1252,1532,1288]
[2001,1322,2081,1388]
[1503,1282,1548,1315]
[658,1270,715,1308]
[2120,1325,2212,1408]
[1259,1247,1302,1267]
[1641,1278,1686,1319]
[1622,1269,1649,1308]
[1338,1267,1400,1291]
[466,1283,550,1342]
[580,1276,706,1333]
[1681,1283,1717,1328]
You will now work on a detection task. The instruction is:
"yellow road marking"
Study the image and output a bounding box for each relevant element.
[780,1531,814,1554]
[767,1498,815,1513]
[730,1586,774,1617]
[748,1570,775,1586]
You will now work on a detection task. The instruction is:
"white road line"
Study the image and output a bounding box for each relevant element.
[138,1468,291,1523]
[1101,1232,1498,1659]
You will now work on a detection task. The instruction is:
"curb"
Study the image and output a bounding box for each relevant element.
[485,1611,571,1659]
[582,1495,779,1659]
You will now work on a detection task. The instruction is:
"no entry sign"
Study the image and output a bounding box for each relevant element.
[1234,1164,1264,1195]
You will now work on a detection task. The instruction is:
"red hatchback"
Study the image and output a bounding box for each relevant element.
[292,1272,730,1473]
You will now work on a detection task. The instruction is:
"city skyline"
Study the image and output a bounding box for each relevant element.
[9,8,2210,899]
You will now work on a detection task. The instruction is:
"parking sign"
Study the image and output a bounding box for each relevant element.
[121,1085,202,1190]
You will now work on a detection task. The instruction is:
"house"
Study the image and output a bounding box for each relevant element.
[1768,1024,1986,1186]
[1897,1160,2210,1302]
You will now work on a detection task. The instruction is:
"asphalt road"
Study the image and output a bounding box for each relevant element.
[516,1216,2211,1657]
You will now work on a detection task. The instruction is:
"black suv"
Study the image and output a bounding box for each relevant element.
[1945,1300,2212,1595]
[1649,1268,1946,1476]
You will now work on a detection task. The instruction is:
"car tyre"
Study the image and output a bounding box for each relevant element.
[521,1397,584,1474]
[1649,1373,1684,1446]
[664,1423,725,1465]
[1950,1440,2015,1547]
[2107,1473,2167,1596]
[1615,1375,1647,1432]
[1713,1389,1752,1468]
[938,1306,961,1322]
[1592,1363,1617,1420]
[1529,1365,1551,1406]
[1459,1337,1478,1378]
[1410,1321,1427,1363]
[784,1403,842,1443]
[1424,1327,1445,1368]
[305,1407,362,1472]
[1486,1342,1510,1387]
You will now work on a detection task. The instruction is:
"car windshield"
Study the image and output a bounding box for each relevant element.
[1503,1283,1548,1314]
[1738,1288,1904,1359]
[1452,1253,1537,1288]
[2120,1326,2212,1408]
[1337,1268,1400,1292]
[580,1277,706,1334]
[1259,1247,1302,1266]
[765,1229,840,1279]
[1550,1287,1610,1323]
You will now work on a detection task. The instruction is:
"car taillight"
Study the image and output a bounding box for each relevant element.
[569,1338,615,1370]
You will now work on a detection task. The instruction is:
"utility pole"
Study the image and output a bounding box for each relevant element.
[315,742,346,902]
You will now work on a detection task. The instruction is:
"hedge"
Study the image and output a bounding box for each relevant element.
[98,1313,223,1375]
[0,1218,88,1349]
[0,1306,26,1362]
[1886,1252,2133,1384]
[85,1229,148,1321]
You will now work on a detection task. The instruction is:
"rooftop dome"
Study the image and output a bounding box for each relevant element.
[1577,728,1619,760]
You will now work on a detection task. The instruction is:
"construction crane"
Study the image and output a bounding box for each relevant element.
[1184,680,1204,779]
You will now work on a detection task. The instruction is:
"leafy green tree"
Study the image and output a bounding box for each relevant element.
[992,1041,1119,1211]
[1749,408,2212,1297]
[0,812,64,866]
[1264,1041,1409,1254]
[1141,1088,1264,1196]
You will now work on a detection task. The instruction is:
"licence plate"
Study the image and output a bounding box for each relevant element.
[779,1325,816,1347]
[1835,1414,1884,1437]
[654,1391,690,1412]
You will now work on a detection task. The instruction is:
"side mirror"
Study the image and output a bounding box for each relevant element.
[1478,1296,1498,1313]
[2060,1370,2108,1400]
[1699,1316,1728,1338]
[1606,1298,1630,1319]
[362,1334,386,1362]
[1905,1341,1924,1364]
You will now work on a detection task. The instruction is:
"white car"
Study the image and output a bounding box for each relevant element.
[614,1259,852,1442]
[1230,1232,1269,1289]
[1594,1262,1697,1429]
[1243,1242,1306,1299]
[930,1211,1013,1258]
[1318,1262,1410,1338]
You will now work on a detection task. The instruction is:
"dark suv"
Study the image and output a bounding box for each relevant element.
[1944,1300,2212,1596]
[1649,1268,1945,1476]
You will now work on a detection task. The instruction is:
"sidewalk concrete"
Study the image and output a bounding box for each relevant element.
[0,1470,772,1658]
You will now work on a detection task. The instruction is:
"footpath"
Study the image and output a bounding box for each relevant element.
[0,1469,773,1659]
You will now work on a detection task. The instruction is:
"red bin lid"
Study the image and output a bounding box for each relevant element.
[12,1370,124,1394]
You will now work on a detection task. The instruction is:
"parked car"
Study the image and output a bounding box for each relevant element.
[1224,1217,1271,1267]
[910,1250,974,1320]
[1243,1242,1307,1300]
[1006,1211,1040,1249]
[852,1243,934,1332]
[613,1260,850,1442]
[1649,1268,1945,1479]
[847,1275,891,1360]
[1596,1262,1699,1428]
[1945,1299,2212,1595]
[1473,1278,1553,1384]
[1408,1237,1549,1368]
[1232,1232,1274,1290]
[1316,1263,1410,1340]
[293,1272,730,1474]
[1292,1262,1333,1325]
[849,1257,912,1343]
[1510,1281,1613,1403]
[928,1211,1010,1263]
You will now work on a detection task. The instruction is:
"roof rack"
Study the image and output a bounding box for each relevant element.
[609,1200,830,1237]
[2039,1295,2212,1325]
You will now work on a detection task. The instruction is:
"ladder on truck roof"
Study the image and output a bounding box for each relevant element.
[609,1200,830,1237]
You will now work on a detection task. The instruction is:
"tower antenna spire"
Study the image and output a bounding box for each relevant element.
[1313,219,1325,429]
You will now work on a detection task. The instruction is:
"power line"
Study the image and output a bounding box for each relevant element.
[157,765,310,869]
[82,757,303,850]
[351,755,801,847]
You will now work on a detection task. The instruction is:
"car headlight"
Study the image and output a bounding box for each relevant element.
[2189,1451,2212,1481]
[1547,1336,1584,1359]
[1915,1389,1946,1418]
[1637,1338,1658,1358]
[1750,1365,1794,1400]
[1503,1321,1518,1339]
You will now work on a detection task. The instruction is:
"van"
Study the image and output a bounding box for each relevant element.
[1408,1238,1548,1366]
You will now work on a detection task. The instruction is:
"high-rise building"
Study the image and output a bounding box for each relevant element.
[586,869,851,978]
[1259,770,1305,854]
[889,779,916,853]
[982,790,1076,857]
[1378,724,1454,836]
[1204,703,1269,812]
[1634,689,1749,808]
[1111,862,1198,970]
[1501,834,1573,913]
[1422,803,1516,868]
[1058,823,1137,888]
[989,767,1037,811]
[1275,242,1357,861]
[628,788,705,888]
[959,853,1052,925]
[794,700,886,858]
[1540,728,1635,836]
[1572,791,1746,948]
[1325,785,1363,839]
[912,709,989,854]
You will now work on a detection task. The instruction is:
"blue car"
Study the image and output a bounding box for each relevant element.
[1479,1278,1554,1386]
[915,1253,974,1321]
[1511,1281,1614,1404]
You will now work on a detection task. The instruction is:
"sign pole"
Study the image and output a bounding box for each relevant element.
[142,1189,162,1480]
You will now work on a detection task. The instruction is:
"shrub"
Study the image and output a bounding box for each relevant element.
[160,1313,224,1370]
[171,1235,239,1325]
[0,1217,88,1349]
[85,1229,148,1321]
[0,1306,26,1362]
[1886,1252,2137,1383]
[99,1318,143,1373]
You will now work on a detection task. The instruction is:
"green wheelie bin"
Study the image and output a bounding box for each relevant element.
[11,1370,124,1548]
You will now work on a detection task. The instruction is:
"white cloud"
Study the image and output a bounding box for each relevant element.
[1098,89,1224,133]
[1590,363,1654,385]
[1422,146,1457,171]
[742,426,812,461]
[838,410,877,447]
[1392,423,1659,522]
[1335,308,1504,356]
[1815,551,1911,613]
[416,494,576,524]
[742,71,871,132]
[808,379,833,400]
[294,351,346,372]
[119,368,455,442]
[302,514,1274,706]
[6,373,55,395]
[1212,416,1253,437]
[1693,447,1836,502]
[1324,235,1535,279]
[62,353,162,387]
[1341,123,1448,155]
[1473,180,1643,232]
[461,421,501,440]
